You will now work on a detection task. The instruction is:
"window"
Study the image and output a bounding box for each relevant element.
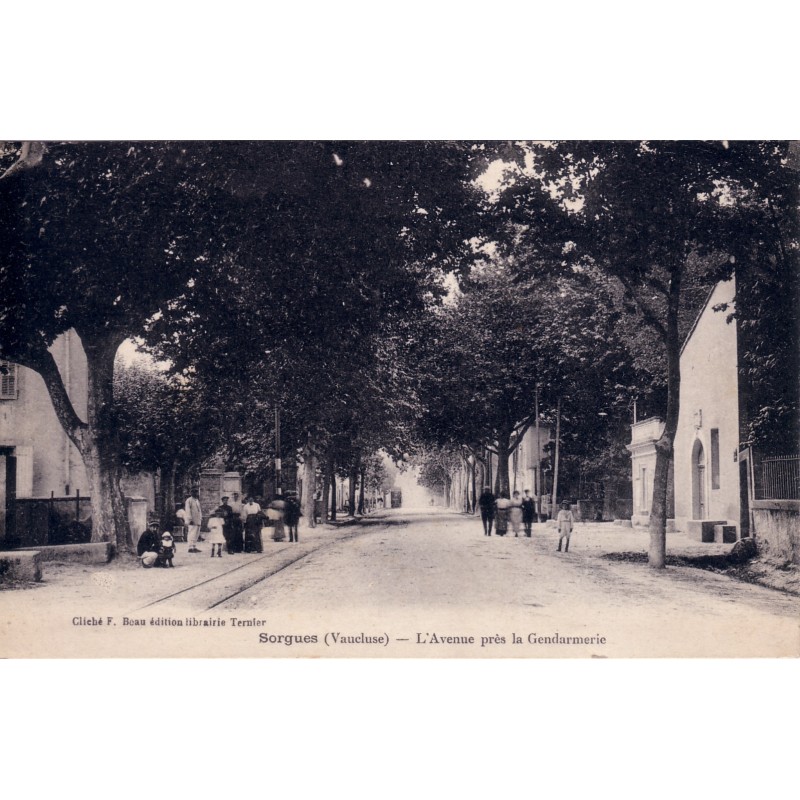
[710,428,720,490]
[0,361,18,400]
[640,466,649,512]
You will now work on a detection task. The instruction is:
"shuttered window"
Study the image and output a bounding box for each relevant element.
[0,361,18,399]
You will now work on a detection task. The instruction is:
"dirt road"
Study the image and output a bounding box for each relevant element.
[1,509,797,657]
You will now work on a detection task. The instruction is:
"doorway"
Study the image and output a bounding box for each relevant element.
[692,439,706,519]
[0,446,16,544]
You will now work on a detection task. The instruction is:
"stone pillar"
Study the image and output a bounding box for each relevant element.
[126,496,148,548]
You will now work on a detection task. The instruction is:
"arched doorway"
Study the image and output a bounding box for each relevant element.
[691,439,706,519]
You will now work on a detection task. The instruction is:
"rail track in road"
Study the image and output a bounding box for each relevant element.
[128,525,374,614]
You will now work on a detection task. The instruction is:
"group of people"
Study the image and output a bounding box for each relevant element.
[477,486,575,551]
[138,488,304,568]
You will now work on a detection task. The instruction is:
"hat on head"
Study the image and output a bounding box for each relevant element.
[221,496,229,501]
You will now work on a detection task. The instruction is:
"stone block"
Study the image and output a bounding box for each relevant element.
[19,542,114,564]
[686,519,727,543]
[729,536,758,564]
[0,550,42,582]
[617,520,633,528]
[714,524,737,544]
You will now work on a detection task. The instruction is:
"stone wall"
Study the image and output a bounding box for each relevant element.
[752,500,800,564]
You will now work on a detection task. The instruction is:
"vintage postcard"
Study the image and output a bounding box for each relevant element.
[1,140,798,658]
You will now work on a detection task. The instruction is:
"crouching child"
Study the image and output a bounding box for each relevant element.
[160,531,176,568]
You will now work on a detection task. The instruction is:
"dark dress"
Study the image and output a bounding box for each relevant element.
[284,496,301,541]
[220,503,243,553]
[243,511,264,553]
[478,490,496,534]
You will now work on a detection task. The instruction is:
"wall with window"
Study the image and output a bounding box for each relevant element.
[0,330,90,501]
[674,278,741,532]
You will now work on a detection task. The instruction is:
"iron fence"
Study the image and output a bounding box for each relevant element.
[6,494,92,549]
[756,455,799,500]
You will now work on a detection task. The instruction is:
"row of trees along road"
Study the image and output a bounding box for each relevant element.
[0,141,479,550]
[486,141,798,567]
[1,141,795,568]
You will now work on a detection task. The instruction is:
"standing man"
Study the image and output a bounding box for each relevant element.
[185,487,203,553]
[478,486,496,536]
[521,489,535,538]
[284,491,301,543]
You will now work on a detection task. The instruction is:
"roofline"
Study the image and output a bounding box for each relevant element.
[680,276,735,357]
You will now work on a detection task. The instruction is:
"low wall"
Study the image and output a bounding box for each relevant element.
[752,500,800,565]
[0,550,42,582]
[18,542,114,564]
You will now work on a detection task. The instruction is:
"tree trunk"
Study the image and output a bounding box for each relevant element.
[551,397,562,511]
[329,462,337,521]
[496,425,512,496]
[159,461,177,531]
[649,269,682,568]
[82,337,132,550]
[302,435,317,527]
[348,458,359,516]
[471,458,477,514]
[357,465,366,515]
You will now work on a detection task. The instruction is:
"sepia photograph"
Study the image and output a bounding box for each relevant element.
[1,139,798,659]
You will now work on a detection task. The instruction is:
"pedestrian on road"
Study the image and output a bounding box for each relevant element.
[478,486,496,536]
[159,531,176,567]
[495,491,511,537]
[510,490,523,537]
[219,496,243,554]
[556,501,575,552]
[521,489,535,537]
[207,507,226,558]
[242,496,264,553]
[137,521,162,567]
[284,491,302,543]
[267,495,286,542]
[185,487,203,553]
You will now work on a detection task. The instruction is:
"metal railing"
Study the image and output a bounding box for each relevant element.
[757,455,800,500]
[7,493,92,549]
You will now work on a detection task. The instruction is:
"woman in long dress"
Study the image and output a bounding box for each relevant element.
[242,496,264,553]
[494,492,511,536]
[509,491,524,537]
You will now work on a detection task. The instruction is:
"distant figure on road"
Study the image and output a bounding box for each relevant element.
[478,486,496,536]
[509,491,523,537]
[556,501,575,552]
[284,491,301,543]
[185,487,203,553]
[495,491,511,537]
[521,490,535,537]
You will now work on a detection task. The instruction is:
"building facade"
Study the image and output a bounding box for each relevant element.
[1,331,91,540]
[673,278,742,534]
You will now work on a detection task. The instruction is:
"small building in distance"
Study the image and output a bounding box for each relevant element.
[627,417,674,528]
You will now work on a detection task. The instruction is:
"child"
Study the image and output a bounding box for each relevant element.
[159,531,176,568]
[207,508,226,558]
[556,501,575,552]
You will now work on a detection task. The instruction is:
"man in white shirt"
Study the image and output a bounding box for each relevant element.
[185,487,203,553]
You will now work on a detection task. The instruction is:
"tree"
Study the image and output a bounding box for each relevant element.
[505,140,798,567]
[113,361,222,528]
[415,259,639,500]
[0,141,232,548]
